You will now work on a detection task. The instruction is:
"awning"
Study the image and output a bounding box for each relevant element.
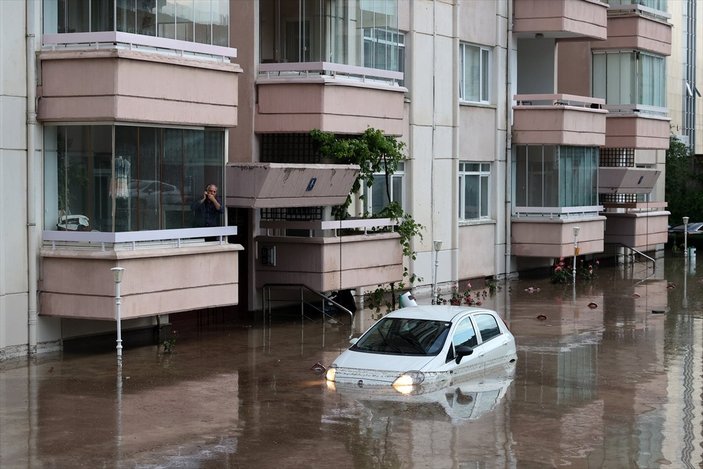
[225,162,359,208]
[598,167,660,194]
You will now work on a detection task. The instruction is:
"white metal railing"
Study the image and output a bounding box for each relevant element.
[258,62,404,86]
[514,94,606,109]
[42,31,237,61]
[602,104,669,118]
[513,206,604,219]
[260,218,396,237]
[43,226,237,251]
[606,2,671,21]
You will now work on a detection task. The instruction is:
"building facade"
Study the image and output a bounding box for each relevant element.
[1,0,674,360]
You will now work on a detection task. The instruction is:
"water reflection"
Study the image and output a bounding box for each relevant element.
[1,254,703,467]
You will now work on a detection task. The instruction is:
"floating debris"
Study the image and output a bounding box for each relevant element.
[587,302,598,309]
[524,287,541,294]
[631,293,641,298]
[536,314,547,321]
[311,362,326,374]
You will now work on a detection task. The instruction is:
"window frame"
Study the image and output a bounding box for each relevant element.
[363,161,405,215]
[459,42,491,104]
[458,162,491,221]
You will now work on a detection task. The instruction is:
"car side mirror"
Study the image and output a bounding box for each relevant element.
[349,337,359,346]
[455,345,473,364]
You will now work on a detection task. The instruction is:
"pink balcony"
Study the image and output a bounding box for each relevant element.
[38,32,240,127]
[602,202,670,250]
[256,62,406,136]
[40,228,241,320]
[255,219,403,292]
[605,113,671,150]
[596,8,672,56]
[511,209,606,258]
[513,95,607,146]
[513,0,608,40]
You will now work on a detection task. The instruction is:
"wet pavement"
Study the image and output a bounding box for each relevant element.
[1,253,702,468]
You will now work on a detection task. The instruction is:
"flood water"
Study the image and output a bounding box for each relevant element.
[1,253,702,468]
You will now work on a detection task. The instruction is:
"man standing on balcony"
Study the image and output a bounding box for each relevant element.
[191,184,223,228]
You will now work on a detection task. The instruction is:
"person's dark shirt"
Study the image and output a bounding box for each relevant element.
[191,196,223,227]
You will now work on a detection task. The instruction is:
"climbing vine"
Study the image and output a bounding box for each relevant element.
[311,128,424,314]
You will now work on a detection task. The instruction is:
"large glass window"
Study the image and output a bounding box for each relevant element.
[593,51,666,108]
[458,162,490,220]
[45,0,229,47]
[44,125,224,232]
[460,43,491,103]
[259,0,399,71]
[513,145,599,207]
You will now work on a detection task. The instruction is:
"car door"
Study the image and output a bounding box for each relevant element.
[473,313,513,369]
[437,315,484,379]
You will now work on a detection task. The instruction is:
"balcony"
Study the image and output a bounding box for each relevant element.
[602,202,669,250]
[40,227,241,320]
[596,4,672,56]
[38,32,241,126]
[225,163,359,208]
[256,62,406,135]
[513,0,608,40]
[255,219,403,292]
[604,108,670,149]
[511,207,606,258]
[513,95,607,146]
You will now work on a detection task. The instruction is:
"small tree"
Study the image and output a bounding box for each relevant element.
[665,136,703,223]
[311,128,424,314]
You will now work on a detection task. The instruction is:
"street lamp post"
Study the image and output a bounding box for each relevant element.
[111,267,125,366]
[433,240,442,304]
[683,216,689,261]
[572,226,580,285]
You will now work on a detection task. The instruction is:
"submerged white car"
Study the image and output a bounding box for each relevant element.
[325,306,517,392]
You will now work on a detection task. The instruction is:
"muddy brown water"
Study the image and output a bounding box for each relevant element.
[1,254,702,468]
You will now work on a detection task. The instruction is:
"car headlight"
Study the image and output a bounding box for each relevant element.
[392,371,425,394]
[325,366,337,382]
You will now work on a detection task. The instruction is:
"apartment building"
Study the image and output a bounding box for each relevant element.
[0,0,672,360]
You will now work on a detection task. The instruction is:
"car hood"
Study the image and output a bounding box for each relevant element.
[331,349,441,384]
[333,349,437,371]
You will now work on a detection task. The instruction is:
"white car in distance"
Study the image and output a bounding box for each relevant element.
[325,305,517,394]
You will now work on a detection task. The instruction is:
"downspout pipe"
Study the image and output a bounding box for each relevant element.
[451,0,459,285]
[27,0,38,354]
[504,0,513,279]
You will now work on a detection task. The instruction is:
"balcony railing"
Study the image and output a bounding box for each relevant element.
[513,206,604,219]
[260,218,396,237]
[258,62,404,87]
[514,94,605,109]
[42,31,237,61]
[43,226,237,251]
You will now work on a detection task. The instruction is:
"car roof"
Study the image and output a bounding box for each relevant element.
[384,305,499,323]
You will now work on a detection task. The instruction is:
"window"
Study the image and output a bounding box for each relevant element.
[259,0,399,71]
[475,314,501,342]
[592,51,666,108]
[460,43,491,103]
[364,162,405,215]
[514,145,599,208]
[45,0,230,47]
[453,318,478,349]
[458,162,490,220]
[44,125,224,232]
[364,28,405,78]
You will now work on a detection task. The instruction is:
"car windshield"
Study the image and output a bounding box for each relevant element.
[352,317,452,356]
